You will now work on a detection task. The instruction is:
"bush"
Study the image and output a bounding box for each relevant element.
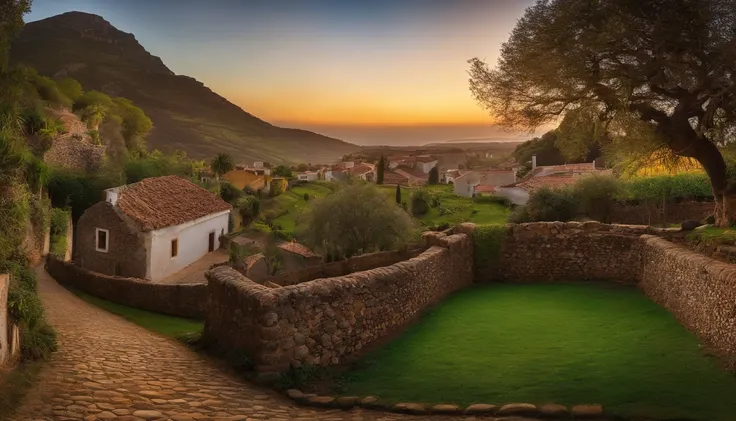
[298,183,415,259]
[219,181,243,204]
[572,175,622,223]
[514,187,577,222]
[411,189,431,216]
[50,208,69,237]
[50,236,67,259]
[303,193,310,201]
[236,195,260,227]
[622,173,711,203]
[474,195,512,207]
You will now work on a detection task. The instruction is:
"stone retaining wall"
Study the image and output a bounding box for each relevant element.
[0,274,21,367]
[259,248,425,286]
[46,256,205,319]
[204,231,473,376]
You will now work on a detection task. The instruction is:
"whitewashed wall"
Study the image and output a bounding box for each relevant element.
[146,211,230,281]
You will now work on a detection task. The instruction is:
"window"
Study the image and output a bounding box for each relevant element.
[95,228,109,252]
[171,238,179,258]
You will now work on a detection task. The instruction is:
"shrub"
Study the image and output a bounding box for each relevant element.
[303,193,310,201]
[298,183,415,259]
[473,224,507,279]
[572,175,622,223]
[219,181,243,204]
[411,189,431,216]
[50,208,69,237]
[236,195,260,227]
[515,187,577,222]
[474,195,512,207]
[622,173,711,203]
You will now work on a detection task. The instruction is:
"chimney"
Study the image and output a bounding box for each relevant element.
[105,187,120,206]
[532,155,537,170]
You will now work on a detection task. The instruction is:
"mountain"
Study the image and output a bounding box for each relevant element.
[11,12,359,164]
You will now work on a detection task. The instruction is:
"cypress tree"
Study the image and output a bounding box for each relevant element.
[395,184,401,204]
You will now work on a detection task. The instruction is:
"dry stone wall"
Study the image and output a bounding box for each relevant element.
[204,232,473,377]
[47,256,206,318]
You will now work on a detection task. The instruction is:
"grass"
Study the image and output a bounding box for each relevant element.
[685,226,736,244]
[378,184,510,227]
[71,290,204,339]
[0,361,43,421]
[340,283,736,421]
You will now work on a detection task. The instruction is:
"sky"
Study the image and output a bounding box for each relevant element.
[26,0,538,146]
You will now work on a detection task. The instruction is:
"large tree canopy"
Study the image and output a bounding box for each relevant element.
[469,0,736,226]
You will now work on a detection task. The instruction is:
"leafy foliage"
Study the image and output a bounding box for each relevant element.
[298,183,415,260]
[236,195,260,227]
[511,187,577,223]
[472,224,507,279]
[56,77,83,103]
[622,173,712,204]
[269,177,287,197]
[572,175,622,223]
[219,181,243,204]
[428,165,439,185]
[273,165,292,178]
[376,155,385,185]
[210,152,234,177]
[410,189,430,216]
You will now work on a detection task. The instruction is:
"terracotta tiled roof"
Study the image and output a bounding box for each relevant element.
[350,164,374,176]
[383,170,409,185]
[475,185,497,193]
[243,253,265,269]
[514,173,578,192]
[115,176,231,231]
[277,241,320,258]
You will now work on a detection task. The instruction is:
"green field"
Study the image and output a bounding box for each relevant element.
[72,290,203,339]
[256,183,509,237]
[341,283,736,421]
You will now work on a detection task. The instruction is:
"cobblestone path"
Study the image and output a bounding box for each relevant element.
[11,267,552,421]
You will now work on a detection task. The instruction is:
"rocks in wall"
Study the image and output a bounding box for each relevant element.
[44,135,107,172]
[204,232,474,376]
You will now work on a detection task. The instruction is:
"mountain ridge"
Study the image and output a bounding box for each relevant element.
[12,11,359,164]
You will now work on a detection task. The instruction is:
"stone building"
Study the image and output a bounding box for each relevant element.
[75,175,231,281]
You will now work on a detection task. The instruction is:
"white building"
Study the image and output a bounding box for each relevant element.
[453,170,517,198]
[297,171,320,182]
[76,176,232,281]
[415,156,439,173]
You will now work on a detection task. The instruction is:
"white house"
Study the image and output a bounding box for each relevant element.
[297,171,320,182]
[415,156,439,173]
[75,175,232,281]
[453,169,517,198]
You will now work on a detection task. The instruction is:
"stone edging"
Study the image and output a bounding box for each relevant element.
[284,389,604,418]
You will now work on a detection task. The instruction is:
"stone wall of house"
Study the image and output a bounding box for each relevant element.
[44,136,106,172]
[610,201,714,226]
[76,202,148,278]
[47,256,205,318]
[257,248,425,286]
[204,232,473,377]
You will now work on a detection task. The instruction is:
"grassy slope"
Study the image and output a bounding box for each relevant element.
[72,290,203,338]
[378,184,510,226]
[342,283,736,421]
[261,183,336,234]
[0,362,43,421]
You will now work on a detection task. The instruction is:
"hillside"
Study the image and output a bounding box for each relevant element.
[11,12,359,164]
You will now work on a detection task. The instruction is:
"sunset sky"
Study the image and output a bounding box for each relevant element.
[27,0,538,145]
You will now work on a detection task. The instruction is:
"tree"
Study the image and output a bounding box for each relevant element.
[263,234,282,276]
[210,153,233,178]
[411,189,430,216]
[469,0,736,226]
[298,183,415,260]
[81,103,108,131]
[273,165,292,178]
[219,181,242,204]
[376,155,386,184]
[296,163,309,172]
[428,165,439,185]
[56,78,83,103]
[395,184,401,204]
[236,195,260,227]
[0,0,31,72]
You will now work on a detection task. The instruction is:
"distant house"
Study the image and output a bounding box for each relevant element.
[75,176,232,281]
[278,240,321,271]
[493,159,611,205]
[241,253,269,281]
[444,169,462,184]
[297,171,320,182]
[383,170,410,186]
[325,161,356,181]
[236,162,271,176]
[222,169,268,191]
[414,155,439,173]
[394,166,429,186]
[453,169,517,198]
[350,163,376,181]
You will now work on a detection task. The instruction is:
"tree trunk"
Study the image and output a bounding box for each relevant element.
[657,114,736,227]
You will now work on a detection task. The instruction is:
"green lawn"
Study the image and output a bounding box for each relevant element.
[379,184,510,227]
[262,183,335,234]
[72,290,204,339]
[341,283,736,421]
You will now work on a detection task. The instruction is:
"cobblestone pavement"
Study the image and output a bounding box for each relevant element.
[9,267,562,421]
